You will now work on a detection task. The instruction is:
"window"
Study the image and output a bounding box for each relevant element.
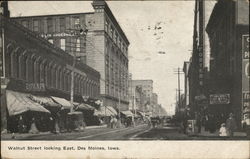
[33,20,39,32]
[47,18,53,33]
[76,38,80,52]
[59,17,65,32]
[60,39,66,51]
[105,20,109,32]
[110,26,113,38]
[74,17,80,28]
[21,20,28,28]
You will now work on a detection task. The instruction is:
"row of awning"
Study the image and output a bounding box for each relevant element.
[6,90,95,116]
[6,90,147,118]
[6,90,51,116]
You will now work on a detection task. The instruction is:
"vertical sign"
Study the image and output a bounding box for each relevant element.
[0,16,4,78]
[242,34,250,125]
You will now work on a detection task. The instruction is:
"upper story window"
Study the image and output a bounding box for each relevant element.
[118,37,121,48]
[110,26,113,38]
[74,17,80,28]
[59,17,66,32]
[114,32,118,44]
[105,20,109,32]
[60,39,66,51]
[33,19,39,32]
[47,18,53,33]
[76,38,80,52]
[21,20,28,28]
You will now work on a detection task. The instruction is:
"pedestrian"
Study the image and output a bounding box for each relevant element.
[219,123,227,137]
[29,117,39,134]
[226,113,237,137]
[17,115,26,133]
[110,116,114,128]
[195,112,202,133]
[113,117,118,128]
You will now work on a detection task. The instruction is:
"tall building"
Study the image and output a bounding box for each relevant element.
[188,0,207,117]
[206,0,249,126]
[130,80,153,103]
[11,0,130,111]
[183,61,190,109]
[152,93,158,106]
[0,13,101,131]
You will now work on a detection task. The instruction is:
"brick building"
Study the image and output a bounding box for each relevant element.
[1,14,100,131]
[11,0,130,111]
[206,0,249,127]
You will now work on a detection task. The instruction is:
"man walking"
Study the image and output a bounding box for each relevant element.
[226,113,237,137]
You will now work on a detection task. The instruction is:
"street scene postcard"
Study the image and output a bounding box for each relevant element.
[0,0,249,159]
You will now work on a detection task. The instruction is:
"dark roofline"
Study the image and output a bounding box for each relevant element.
[206,0,233,35]
[3,15,100,78]
[92,0,130,45]
[132,80,153,82]
[11,12,94,19]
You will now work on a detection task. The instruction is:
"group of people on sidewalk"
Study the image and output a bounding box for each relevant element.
[180,112,238,137]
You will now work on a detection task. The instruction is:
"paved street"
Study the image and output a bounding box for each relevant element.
[1,124,150,140]
[2,123,248,140]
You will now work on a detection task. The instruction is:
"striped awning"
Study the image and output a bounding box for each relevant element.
[121,110,133,117]
[76,103,95,111]
[29,95,61,108]
[6,90,50,116]
[94,106,117,116]
[51,96,73,109]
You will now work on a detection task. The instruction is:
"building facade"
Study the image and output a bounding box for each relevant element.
[206,0,249,127]
[129,80,154,113]
[152,93,158,106]
[183,61,190,109]
[11,0,130,111]
[1,14,100,131]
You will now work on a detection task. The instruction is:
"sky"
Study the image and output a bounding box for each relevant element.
[9,1,216,115]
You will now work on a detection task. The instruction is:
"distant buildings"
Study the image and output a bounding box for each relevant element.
[128,79,165,116]
[11,0,130,111]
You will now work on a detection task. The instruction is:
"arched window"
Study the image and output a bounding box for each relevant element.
[21,54,27,80]
[51,65,57,88]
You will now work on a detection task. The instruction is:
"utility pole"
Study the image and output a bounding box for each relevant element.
[68,23,88,113]
[174,68,184,109]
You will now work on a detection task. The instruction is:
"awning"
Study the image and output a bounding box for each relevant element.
[6,90,50,116]
[76,103,95,111]
[51,96,73,109]
[94,106,117,116]
[121,110,133,117]
[137,111,146,117]
[29,95,61,108]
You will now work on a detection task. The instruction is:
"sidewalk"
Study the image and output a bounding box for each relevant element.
[1,124,108,140]
[189,127,248,139]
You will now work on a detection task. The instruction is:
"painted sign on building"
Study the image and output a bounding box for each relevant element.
[209,94,230,105]
[242,35,250,120]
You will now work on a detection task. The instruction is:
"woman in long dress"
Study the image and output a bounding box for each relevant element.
[29,117,39,134]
